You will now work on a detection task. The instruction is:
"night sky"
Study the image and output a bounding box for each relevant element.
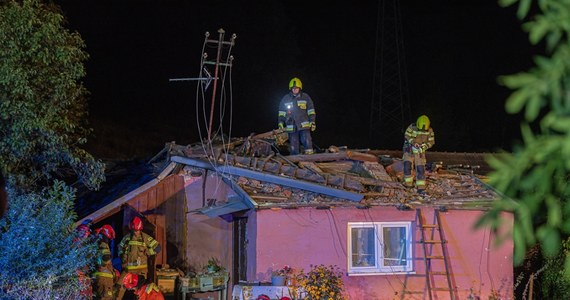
[53,1,535,158]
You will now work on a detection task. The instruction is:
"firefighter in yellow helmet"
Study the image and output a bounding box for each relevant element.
[402,115,435,194]
[278,77,316,155]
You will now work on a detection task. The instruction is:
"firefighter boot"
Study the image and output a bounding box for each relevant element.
[403,161,414,188]
[416,165,426,194]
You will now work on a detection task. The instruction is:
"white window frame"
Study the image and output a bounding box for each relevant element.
[347,221,413,275]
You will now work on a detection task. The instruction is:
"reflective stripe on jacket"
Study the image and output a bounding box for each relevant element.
[119,232,160,269]
[403,123,435,151]
[135,283,165,300]
[278,91,316,132]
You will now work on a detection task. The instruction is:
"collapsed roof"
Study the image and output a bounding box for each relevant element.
[76,131,500,221]
[163,130,498,211]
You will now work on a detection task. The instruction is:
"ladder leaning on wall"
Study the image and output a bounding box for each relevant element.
[400,208,455,300]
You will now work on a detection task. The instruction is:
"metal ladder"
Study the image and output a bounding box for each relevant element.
[401,209,455,299]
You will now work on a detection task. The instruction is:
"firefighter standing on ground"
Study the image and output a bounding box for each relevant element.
[402,115,435,193]
[74,221,93,298]
[116,216,161,300]
[93,224,120,300]
[278,77,316,155]
[122,273,165,300]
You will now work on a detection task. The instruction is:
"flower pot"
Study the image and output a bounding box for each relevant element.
[286,277,296,286]
[271,275,286,286]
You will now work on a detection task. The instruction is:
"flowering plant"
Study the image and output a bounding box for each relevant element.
[297,264,345,300]
[272,265,294,277]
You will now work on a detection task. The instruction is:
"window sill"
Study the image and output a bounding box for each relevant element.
[347,271,415,276]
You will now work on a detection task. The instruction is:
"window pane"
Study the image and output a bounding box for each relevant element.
[383,226,407,266]
[351,227,375,267]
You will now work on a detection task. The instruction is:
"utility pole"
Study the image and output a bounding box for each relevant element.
[369,0,411,149]
[169,28,236,144]
[203,29,236,143]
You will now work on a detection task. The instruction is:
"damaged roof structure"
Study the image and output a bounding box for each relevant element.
[162,129,498,212]
[77,130,512,300]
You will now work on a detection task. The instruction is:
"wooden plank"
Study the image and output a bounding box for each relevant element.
[284,152,348,163]
[250,128,285,140]
[346,151,378,162]
[251,195,289,201]
[155,216,166,265]
[76,174,185,226]
[362,161,393,181]
[223,154,364,191]
[317,161,354,173]
[285,151,377,163]
[298,161,324,174]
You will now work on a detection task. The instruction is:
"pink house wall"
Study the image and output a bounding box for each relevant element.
[183,172,234,274]
[250,207,513,300]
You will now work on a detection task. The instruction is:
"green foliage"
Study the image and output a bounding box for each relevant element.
[0,0,104,191]
[0,181,98,299]
[205,257,224,273]
[0,1,104,298]
[542,237,570,299]
[477,0,570,269]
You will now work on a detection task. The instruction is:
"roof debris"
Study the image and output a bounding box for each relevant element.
[163,131,499,210]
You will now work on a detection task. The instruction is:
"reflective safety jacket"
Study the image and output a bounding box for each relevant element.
[134,283,165,300]
[278,91,316,132]
[98,240,112,266]
[403,123,435,153]
[119,232,160,272]
[93,263,118,300]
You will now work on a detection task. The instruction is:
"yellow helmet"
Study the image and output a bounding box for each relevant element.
[416,115,430,130]
[288,77,303,90]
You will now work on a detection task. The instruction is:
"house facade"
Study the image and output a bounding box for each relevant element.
[78,143,513,299]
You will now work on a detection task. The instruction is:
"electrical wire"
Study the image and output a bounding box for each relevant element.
[190,31,239,199]
[477,225,487,296]
[324,209,342,257]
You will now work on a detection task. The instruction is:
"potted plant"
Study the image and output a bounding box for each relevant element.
[297,264,346,300]
[205,257,223,273]
[271,265,294,286]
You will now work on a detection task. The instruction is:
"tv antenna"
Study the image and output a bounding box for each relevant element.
[170,28,237,143]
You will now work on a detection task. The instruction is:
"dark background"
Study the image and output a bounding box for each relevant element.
[54,0,535,159]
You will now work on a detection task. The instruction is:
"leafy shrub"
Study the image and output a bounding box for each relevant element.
[0,181,98,299]
[542,237,570,299]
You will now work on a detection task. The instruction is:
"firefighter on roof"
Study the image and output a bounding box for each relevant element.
[116,216,161,300]
[278,77,316,155]
[402,115,435,194]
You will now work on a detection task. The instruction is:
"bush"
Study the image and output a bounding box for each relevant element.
[542,237,570,299]
[0,181,98,299]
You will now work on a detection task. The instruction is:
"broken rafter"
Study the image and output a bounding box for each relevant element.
[224,154,403,191]
[284,151,378,163]
[222,154,364,191]
[170,155,363,201]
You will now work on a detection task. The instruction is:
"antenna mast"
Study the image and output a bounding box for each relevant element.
[204,29,236,142]
[369,0,411,149]
[169,28,236,144]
